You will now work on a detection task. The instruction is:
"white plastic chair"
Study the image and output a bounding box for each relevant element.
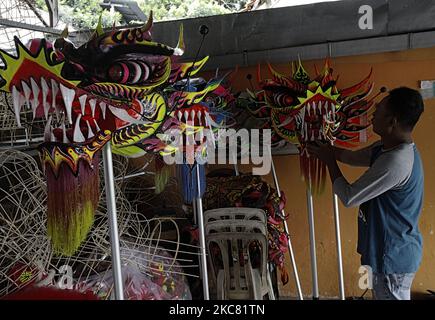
[204,207,275,300]
[204,207,267,225]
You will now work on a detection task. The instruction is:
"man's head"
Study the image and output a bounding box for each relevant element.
[372,87,424,137]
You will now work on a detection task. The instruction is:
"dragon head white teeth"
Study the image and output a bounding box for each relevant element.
[79,95,87,115]
[30,78,40,119]
[99,102,107,120]
[21,81,31,109]
[41,78,50,120]
[11,86,22,127]
[59,83,75,125]
[93,119,100,132]
[73,114,85,143]
[44,115,53,141]
[61,122,69,143]
[89,99,97,118]
[86,120,94,139]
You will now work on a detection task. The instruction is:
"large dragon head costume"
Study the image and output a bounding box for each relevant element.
[244,59,381,194]
[0,13,228,255]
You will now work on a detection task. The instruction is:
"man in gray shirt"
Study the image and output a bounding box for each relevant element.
[307,87,424,300]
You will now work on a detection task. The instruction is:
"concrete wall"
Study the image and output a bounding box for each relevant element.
[214,46,435,299]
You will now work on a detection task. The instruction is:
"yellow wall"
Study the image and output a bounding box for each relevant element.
[220,47,435,299]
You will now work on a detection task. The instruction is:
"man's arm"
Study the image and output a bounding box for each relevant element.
[324,157,343,183]
[333,152,411,207]
[306,142,346,184]
[333,141,380,167]
[307,142,412,208]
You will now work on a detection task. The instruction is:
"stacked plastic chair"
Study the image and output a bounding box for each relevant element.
[204,208,275,300]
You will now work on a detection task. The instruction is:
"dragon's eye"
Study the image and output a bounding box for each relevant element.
[107,61,150,85]
[108,64,123,82]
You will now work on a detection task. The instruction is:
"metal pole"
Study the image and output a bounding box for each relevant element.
[192,194,197,225]
[270,159,304,300]
[333,193,345,300]
[234,163,239,176]
[102,142,124,300]
[266,264,276,300]
[192,196,200,286]
[114,171,146,181]
[195,164,210,300]
[306,183,319,300]
[0,18,63,35]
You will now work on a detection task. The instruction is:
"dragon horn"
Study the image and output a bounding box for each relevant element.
[60,25,69,38]
[323,57,331,75]
[367,86,388,103]
[314,64,319,77]
[340,68,373,98]
[141,10,153,33]
[95,14,103,36]
[174,23,185,56]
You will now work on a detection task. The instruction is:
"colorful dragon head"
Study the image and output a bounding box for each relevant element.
[244,59,380,194]
[0,13,227,255]
[0,14,216,155]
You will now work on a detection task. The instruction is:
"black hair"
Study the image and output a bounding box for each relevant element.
[386,87,424,130]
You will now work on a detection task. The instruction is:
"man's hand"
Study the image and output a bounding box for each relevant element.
[306,141,344,183]
[306,141,336,165]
